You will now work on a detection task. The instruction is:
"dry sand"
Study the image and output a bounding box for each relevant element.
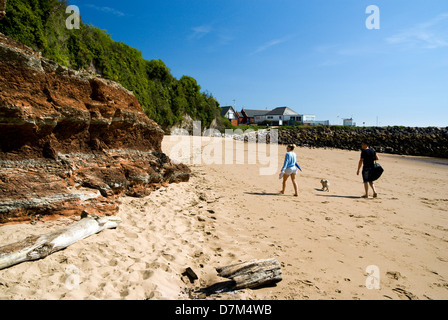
[0,136,447,300]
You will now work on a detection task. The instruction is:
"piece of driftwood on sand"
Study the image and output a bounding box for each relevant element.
[0,215,122,270]
[217,258,283,290]
[198,258,283,296]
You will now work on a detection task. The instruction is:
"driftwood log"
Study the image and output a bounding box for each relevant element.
[216,258,282,290]
[0,215,121,270]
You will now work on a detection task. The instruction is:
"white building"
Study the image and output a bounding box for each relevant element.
[343,118,356,127]
[255,107,300,126]
[252,107,330,126]
[301,114,316,124]
[220,106,239,126]
[313,120,330,126]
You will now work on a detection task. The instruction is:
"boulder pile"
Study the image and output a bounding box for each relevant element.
[277,126,448,158]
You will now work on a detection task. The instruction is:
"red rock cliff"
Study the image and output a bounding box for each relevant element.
[0,33,190,224]
[0,0,5,20]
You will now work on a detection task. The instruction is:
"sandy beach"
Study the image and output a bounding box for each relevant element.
[1,136,447,300]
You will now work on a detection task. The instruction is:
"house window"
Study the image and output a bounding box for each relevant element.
[267,116,273,119]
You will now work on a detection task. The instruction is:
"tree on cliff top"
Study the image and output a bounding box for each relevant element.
[0,0,224,131]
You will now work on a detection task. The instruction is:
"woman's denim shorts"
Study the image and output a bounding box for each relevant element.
[362,167,373,183]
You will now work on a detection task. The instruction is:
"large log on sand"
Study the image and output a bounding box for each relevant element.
[216,258,282,290]
[0,215,121,270]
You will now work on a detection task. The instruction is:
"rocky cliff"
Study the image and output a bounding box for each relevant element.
[0,33,190,224]
[277,126,448,158]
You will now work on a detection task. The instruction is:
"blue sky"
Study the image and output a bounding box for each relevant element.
[68,0,448,127]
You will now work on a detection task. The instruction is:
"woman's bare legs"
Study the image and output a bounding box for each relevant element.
[280,174,289,194]
[291,174,298,196]
[280,174,298,196]
[363,182,369,198]
[369,182,377,197]
[362,182,378,198]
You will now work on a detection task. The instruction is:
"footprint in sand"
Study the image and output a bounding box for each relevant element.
[141,269,154,280]
[162,252,175,262]
[124,231,139,239]
[109,258,118,267]
[386,271,402,280]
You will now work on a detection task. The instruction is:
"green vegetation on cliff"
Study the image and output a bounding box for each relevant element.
[0,0,222,130]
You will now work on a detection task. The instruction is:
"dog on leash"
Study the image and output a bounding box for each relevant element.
[321,179,330,192]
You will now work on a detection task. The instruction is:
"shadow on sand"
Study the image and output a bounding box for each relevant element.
[244,192,281,196]
[195,280,279,297]
[195,280,236,296]
[245,191,362,199]
[315,193,361,199]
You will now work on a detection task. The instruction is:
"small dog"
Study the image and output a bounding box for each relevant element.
[321,179,330,192]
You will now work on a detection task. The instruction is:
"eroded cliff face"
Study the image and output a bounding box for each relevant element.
[0,33,190,224]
